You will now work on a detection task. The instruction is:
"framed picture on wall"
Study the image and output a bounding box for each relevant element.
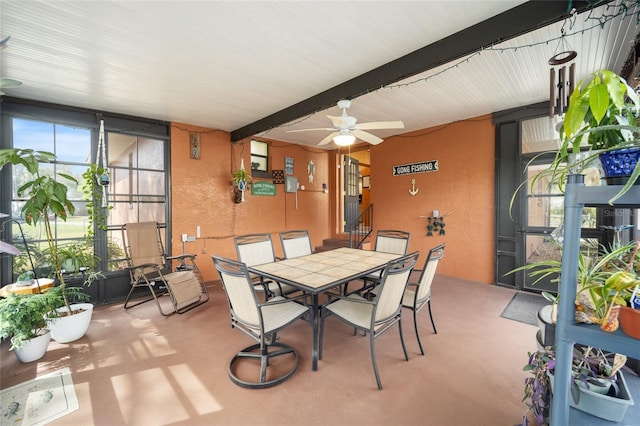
[362,176,370,188]
[190,133,201,159]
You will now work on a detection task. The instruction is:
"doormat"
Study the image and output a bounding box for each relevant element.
[500,292,549,326]
[0,368,78,426]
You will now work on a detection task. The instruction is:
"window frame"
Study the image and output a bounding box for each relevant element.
[250,139,270,179]
[1,99,171,302]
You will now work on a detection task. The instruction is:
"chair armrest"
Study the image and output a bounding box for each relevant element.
[258,293,308,307]
[167,254,196,261]
[127,262,161,271]
[326,293,374,305]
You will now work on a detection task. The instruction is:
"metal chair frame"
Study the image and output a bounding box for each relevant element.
[348,229,411,295]
[122,222,209,316]
[403,243,445,355]
[319,252,419,390]
[212,255,309,389]
[279,229,313,259]
[234,233,296,298]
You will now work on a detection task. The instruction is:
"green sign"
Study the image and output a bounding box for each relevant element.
[251,181,277,196]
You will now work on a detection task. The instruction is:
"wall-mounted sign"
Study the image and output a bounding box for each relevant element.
[285,157,294,175]
[251,181,277,196]
[392,160,438,176]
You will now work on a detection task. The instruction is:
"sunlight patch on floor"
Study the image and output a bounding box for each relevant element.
[111,364,222,424]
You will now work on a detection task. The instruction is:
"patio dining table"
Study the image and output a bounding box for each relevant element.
[248,247,404,371]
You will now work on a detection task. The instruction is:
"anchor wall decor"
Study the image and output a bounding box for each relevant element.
[408,178,419,196]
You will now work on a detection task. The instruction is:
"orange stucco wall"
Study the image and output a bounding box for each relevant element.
[370,115,495,283]
[169,115,496,284]
[170,123,331,281]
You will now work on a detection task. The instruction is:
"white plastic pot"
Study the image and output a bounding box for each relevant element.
[13,329,51,363]
[46,303,93,343]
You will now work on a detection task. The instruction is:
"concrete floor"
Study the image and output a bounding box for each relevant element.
[1,274,632,426]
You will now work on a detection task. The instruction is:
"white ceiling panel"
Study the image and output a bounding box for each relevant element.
[1,1,638,149]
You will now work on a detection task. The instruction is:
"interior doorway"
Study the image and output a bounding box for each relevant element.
[341,148,371,233]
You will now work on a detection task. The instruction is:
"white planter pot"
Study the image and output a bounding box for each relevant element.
[13,330,51,363]
[537,305,556,347]
[46,303,93,343]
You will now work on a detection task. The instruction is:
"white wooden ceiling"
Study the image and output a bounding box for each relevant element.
[1,1,638,149]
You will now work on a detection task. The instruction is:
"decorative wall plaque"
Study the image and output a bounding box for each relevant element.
[272,170,284,184]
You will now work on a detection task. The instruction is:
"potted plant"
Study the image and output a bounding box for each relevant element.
[516,69,640,210]
[523,345,632,425]
[619,289,640,338]
[0,148,94,343]
[231,167,251,203]
[614,239,640,338]
[509,241,638,344]
[558,69,640,203]
[0,292,56,362]
[54,241,101,281]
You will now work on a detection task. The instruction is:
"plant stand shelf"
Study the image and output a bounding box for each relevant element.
[551,179,640,425]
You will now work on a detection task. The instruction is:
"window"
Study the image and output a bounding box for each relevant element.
[105,132,167,271]
[2,103,170,290]
[250,139,269,177]
[518,115,600,292]
[8,118,92,280]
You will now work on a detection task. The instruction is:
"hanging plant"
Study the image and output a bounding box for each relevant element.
[81,163,111,240]
[231,168,252,203]
[232,168,252,186]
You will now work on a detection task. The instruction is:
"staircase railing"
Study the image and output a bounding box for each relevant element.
[347,204,373,248]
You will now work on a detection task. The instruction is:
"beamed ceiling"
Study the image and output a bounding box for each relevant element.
[1,1,639,149]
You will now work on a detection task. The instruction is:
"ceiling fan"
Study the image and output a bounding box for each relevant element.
[288,99,404,146]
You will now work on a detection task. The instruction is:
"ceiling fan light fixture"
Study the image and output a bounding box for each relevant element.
[333,133,356,146]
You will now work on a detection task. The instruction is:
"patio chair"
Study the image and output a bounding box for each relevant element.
[319,252,419,390]
[279,230,313,259]
[372,243,445,355]
[346,229,411,295]
[212,255,309,389]
[234,233,297,298]
[122,221,209,316]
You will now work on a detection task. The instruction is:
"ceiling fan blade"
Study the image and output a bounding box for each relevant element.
[353,130,383,145]
[1,35,11,48]
[0,77,23,89]
[355,120,404,130]
[327,115,348,128]
[318,131,339,145]
[287,127,335,133]
[0,77,23,94]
